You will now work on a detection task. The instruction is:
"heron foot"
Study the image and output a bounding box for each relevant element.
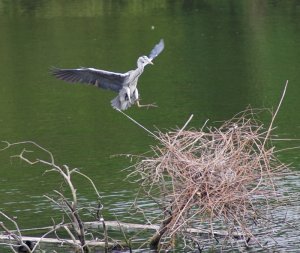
[136,101,158,109]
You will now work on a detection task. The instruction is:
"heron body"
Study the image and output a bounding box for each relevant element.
[52,39,164,110]
[111,55,152,110]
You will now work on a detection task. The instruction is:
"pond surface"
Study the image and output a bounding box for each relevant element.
[0,0,300,252]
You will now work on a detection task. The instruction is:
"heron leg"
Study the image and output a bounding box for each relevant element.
[136,100,158,109]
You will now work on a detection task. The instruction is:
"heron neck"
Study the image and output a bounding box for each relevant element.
[134,65,145,77]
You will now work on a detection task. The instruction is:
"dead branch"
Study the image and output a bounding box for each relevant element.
[0,212,34,253]
[0,141,106,253]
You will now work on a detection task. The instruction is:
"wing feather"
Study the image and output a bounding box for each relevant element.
[148,39,165,61]
[51,67,128,92]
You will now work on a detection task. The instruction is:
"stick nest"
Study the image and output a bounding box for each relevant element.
[127,109,290,250]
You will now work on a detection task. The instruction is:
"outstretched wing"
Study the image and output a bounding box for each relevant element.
[51,67,128,92]
[148,39,165,61]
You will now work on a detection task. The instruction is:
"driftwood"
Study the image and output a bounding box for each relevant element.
[0,234,114,247]
[86,220,236,236]
[0,220,213,235]
[0,221,212,251]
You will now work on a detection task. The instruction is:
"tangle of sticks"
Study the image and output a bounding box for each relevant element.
[124,82,293,251]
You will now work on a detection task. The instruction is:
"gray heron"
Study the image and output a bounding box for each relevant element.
[51,39,164,111]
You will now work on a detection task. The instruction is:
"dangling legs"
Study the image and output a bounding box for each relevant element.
[136,100,158,109]
[133,89,158,109]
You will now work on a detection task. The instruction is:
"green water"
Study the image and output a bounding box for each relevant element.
[0,1,300,252]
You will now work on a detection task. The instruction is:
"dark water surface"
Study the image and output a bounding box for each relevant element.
[0,1,300,252]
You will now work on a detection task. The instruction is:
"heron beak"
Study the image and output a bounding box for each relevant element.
[149,61,154,65]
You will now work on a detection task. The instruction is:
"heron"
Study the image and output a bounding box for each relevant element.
[51,39,164,111]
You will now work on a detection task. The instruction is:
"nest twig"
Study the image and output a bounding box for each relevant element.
[122,81,293,251]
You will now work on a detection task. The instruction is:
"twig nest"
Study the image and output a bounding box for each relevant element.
[127,109,290,250]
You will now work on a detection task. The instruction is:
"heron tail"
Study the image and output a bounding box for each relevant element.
[111,96,133,111]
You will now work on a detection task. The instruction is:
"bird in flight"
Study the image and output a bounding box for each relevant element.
[51,39,164,111]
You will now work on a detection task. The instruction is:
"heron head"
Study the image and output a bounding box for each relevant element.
[137,56,153,68]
